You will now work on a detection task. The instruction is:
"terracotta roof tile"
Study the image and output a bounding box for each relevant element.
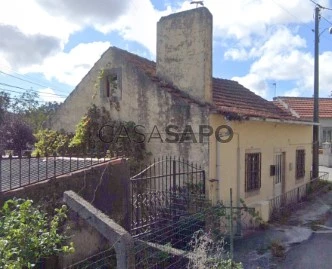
[273,97,332,119]
[212,78,298,120]
[112,47,305,121]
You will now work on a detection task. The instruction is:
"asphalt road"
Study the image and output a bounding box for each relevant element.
[275,189,332,269]
[278,232,332,269]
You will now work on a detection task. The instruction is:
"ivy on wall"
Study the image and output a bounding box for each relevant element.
[33,105,150,175]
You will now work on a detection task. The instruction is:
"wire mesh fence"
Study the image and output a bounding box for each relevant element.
[65,247,117,269]
[0,151,116,192]
[132,201,260,269]
[64,199,259,269]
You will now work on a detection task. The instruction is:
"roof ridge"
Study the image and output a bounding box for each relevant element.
[276,96,332,100]
[109,47,303,121]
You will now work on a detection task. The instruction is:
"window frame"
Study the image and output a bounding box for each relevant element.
[295,149,305,179]
[245,152,261,192]
[100,68,122,101]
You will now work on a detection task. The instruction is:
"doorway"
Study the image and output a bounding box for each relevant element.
[274,152,285,197]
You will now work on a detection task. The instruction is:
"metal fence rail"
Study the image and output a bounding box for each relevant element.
[269,171,330,220]
[0,152,113,193]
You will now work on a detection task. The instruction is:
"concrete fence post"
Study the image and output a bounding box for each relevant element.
[63,191,135,269]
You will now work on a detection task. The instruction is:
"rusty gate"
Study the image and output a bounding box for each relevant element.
[128,157,206,237]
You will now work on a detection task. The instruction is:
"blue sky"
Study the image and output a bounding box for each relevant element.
[0,0,331,104]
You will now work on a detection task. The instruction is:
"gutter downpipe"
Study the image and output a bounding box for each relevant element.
[235,132,242,236]
[216,137,221,202]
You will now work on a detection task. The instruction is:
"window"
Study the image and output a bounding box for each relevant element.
[245,153,261,192]
[106,74,119,99]
[296,149,305,179]
[100,68,122,101]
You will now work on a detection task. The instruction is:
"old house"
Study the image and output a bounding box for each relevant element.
[50,7,313,220]
[274,97,332,146]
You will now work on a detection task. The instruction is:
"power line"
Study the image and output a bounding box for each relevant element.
[0,88,64,101]
[309,0,332,11]
[0,88,61,104]
[0,82,67,98]
[0,70,71,95]
[321,15,332,26]
[0,65,72,96]
[270,0,309,25]
[0,87,37,96]
[270,0,332,44]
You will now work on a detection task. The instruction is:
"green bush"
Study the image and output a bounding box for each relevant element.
[69,105,150,175]
[0,198,74,268]
[68,105,109,153]
[32,129,72,156]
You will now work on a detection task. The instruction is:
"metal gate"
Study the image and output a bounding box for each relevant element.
[129,157,206,237]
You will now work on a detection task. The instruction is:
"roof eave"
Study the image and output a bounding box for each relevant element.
[247,117,317,126]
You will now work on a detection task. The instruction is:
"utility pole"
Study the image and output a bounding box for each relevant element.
[312,6,320,180]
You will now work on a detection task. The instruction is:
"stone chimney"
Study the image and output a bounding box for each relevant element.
[156,7,213,102]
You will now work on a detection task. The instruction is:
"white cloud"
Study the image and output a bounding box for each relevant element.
[0,55,11,72]
[317,51,332,97]
[190,0,324,41]
[0,25,61,68]
[0,0,79,42]
[224,48,249,61]
[94,0,173,55]
[21,42,111,86]
[232,73,268,98]
[230,25,332,98]
[1,0,332,100]
[284,88,301,97]
[36,0,131,26]
[39,88,65,103]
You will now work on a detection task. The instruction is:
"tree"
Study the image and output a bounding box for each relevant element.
[0,198,74,268]
[0,113,35,154]
[0,91,10,125]
[11,91,39,115]
[11,91,60,132]
[24,101,60,132]
[0,90,62,154]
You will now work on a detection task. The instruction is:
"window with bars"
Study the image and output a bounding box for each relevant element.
[296,149,305,179]
[245,153,261,192]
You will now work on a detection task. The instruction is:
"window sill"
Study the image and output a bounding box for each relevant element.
[245,189,260,198]
[296,177,304,184]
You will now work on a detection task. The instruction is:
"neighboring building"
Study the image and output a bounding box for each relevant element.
[50,7,313,220]
[274,97,332,146]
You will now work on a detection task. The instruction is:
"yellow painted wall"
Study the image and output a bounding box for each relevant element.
[209,114,312,208]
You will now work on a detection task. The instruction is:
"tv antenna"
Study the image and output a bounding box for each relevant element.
[272,82,277,98]
[190,1,204,8]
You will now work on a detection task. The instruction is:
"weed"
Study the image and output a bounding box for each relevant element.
[187,230,243,269]
[269,240,285,258]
